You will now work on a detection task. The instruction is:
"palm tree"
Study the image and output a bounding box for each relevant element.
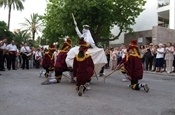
[13,30,30,47]
[20,13,43,40]
[0,0,25,30]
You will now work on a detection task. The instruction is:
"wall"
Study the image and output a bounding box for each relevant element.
[124,30,152,45]
[152,26,175,44]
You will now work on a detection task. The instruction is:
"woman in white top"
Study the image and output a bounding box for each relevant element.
[165,42,174,73]
[155,43,165,72]
[110,48,117,70]
[35,48,43,68]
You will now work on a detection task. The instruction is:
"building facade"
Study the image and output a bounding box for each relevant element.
[110,0,175,46]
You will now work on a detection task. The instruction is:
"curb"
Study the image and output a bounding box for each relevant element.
[144,71,175,76]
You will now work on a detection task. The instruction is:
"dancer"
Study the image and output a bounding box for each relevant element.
[41,44,56,85]
[73,39,94,96]
[72,14,96,48]
[118,40,149,92]
[54,38,73,83]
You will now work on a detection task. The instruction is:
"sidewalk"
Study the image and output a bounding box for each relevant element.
[144,71,175,76]
[104,68,175,76]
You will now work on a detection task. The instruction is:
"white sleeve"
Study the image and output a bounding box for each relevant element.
[158,48,165,53]
[28,47,31,52]
[20,47,24,52]
[75,26,83,38]
[6,45,9,51]
[15,46,17,51]
[170,47,174,52]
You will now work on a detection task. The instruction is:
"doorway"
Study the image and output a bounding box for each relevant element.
[145,37,152,45]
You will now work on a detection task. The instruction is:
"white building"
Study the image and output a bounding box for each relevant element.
[110,0,175,46]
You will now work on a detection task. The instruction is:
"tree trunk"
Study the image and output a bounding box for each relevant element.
[7,4,12,30]
[32,31,35,40]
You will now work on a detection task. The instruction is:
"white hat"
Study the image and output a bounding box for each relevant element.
[83,25,90,28]
[159,43,163,46]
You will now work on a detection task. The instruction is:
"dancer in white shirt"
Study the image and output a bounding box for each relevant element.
[72,14,96,48]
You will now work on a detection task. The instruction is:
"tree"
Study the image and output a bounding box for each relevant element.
[0,21,14,42]
[20,13,43,40]
[43,0,146,44]
[13,30,30,47]
[0,0,25,29]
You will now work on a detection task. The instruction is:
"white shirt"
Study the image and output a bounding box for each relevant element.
[35,51,42,60]
[75,26,96,47]
[0,43,6,49]
[6,44,17,51]
[122,48,127,59]
[20,46,31,53]
[156,47,165,58]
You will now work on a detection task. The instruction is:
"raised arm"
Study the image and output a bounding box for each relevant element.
[75,26,83,39]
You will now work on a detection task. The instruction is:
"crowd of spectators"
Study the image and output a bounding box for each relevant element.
[105,42,175,74]
[1,38,175,75]
[0,38,51,74]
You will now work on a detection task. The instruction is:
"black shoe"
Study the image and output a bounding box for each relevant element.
[13,69,17,70]
[0,69,5,71]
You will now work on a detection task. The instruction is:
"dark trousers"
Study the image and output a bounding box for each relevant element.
[35,60,40,68]
[22,54,29,69]
[55,68,69,76]
[130,79,140,90]
[3,54,8,69]
[117,57,122,65]
[0,50,4,70]
[100,66,104,74]
[44,67,50,74]
[7,54,16,70]
[145,57,153,70]
[105,55,110,68]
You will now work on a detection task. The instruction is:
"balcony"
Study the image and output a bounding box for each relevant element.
[158,0,170,8]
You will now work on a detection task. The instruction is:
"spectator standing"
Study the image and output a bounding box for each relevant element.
[20,43,31,70]
[165,42,174,73]
[0,38,7,71]
[35,48,43,69]
[139,45,146,66]
[155,43,165,72]
[105,47,110,69]
[151,45,158,71]
[117,47,123,65]
[111,48,117,70]
[6,40,18,70]
[144,48,153,71]
[173,44,175,72]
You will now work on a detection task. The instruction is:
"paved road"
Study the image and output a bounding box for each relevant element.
[0,69,175,115]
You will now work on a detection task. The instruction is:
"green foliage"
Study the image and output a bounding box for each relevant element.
[27,40,39,48]
[43,0,146,44]
[0,0,25,10]
[0,21,14,42]
[13,30,30,47]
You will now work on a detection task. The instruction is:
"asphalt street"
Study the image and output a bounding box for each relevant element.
[0,69,175,115]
